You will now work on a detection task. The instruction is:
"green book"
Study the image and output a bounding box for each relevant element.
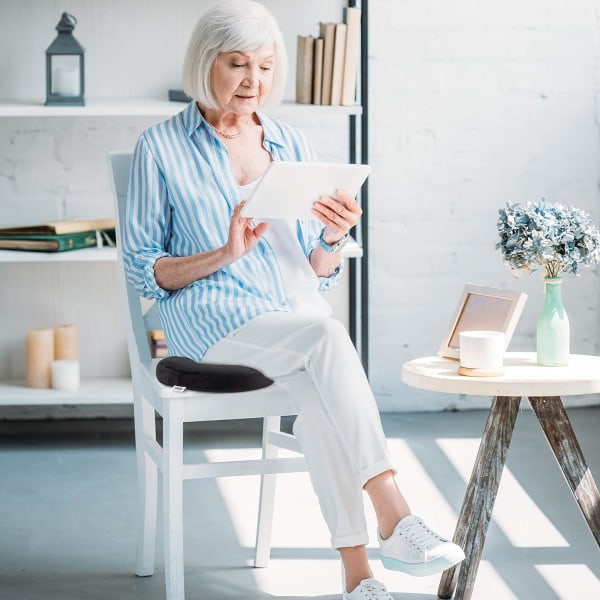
[0,229,115,253]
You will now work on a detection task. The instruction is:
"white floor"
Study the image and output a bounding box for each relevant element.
[1,406,599,600]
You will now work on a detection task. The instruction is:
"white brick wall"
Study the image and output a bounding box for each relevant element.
[370,0,600,410]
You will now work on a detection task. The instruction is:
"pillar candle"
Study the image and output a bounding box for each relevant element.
[26,328,54,388]
[54,324,79,361]
[459,330,505,370]
[52,67,79,96]
[51,360,80,391]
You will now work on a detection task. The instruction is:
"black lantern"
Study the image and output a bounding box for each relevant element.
[45,13,85,106]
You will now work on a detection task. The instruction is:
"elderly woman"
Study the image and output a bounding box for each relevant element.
[123,1,464,598]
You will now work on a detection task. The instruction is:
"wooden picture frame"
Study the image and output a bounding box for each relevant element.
[438,284,528,360]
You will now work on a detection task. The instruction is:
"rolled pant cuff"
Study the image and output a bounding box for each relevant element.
[332,531,370,549]
[357,459,397,489]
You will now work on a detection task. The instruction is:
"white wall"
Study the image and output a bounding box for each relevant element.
[370,0,600,410]
[0,0,599,412]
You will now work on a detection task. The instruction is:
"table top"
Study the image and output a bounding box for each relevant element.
[401,352,600,397]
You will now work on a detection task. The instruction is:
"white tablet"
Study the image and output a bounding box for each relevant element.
[240,161,371,220]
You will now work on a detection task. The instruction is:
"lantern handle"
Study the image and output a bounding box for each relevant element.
[56,12,78,33]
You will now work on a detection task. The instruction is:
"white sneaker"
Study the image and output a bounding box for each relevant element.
[343,578,393,600]
[378,514,465,577]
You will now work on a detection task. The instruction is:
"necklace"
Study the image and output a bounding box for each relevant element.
[213,126,241,139]
[208,116,250,140]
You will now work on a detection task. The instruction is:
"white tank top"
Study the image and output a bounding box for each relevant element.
[238,179,332,317]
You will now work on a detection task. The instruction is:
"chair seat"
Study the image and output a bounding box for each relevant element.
[138,358,301,422]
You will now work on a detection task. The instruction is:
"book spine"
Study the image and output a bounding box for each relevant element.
[330,23,347,106]
[0,231,100,252]
[319,22,336,105]
[312,37,324,105]
[296,35,315,105]
[341,8,362,106]
[54,232,99,252]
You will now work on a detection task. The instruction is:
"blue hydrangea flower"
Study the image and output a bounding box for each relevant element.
[496,200,600,278]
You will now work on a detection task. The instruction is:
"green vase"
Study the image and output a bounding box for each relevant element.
[536,277,570,366]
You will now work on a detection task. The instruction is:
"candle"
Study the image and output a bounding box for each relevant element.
[54,324,79,361]
[459,330,505,370]
[52,67,79,96]
[26,328,54,388]
[51,360,80,391]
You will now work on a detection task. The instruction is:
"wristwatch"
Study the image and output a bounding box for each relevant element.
[318,229,349,253]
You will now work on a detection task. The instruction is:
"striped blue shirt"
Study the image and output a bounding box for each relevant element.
[123,101,343,360]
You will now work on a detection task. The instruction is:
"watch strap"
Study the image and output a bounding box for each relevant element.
[318,229,349,253]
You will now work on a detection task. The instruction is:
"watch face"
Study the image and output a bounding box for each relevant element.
[319,230,348,252]
[332,234,349,252]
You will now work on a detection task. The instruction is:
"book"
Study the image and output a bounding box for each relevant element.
[312,37,324,105]
[330,23,347,106]
[0,217,115,236]
[0,229,113,252]
[341,7,362,106]
[319,22,336,105]
[153,345,168,358]
[149,329,168,358]
[149,329,166,342]
[168,89,192,103]
[296,35,315,104]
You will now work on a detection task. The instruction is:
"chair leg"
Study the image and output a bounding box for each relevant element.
[255,416,280,568]
[163,400,186,600]
[134,392,158,577]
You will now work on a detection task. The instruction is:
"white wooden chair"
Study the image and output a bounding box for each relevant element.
[108,152,307,600]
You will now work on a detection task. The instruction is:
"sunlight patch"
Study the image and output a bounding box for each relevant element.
[438,438,568,547]
[535,564,600,598]
[387,438,461,537]
[204,448,330,550]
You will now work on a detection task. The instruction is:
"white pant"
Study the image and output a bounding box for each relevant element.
[202,312,395,548]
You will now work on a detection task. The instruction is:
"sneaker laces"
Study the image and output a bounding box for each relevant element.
[399,518,446,550]
[359,579,392,599]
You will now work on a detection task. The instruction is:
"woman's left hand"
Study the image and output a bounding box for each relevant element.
[311,189,362,243]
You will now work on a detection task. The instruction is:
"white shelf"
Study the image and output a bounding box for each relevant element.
[343,238,363,258]
[0,246,117,263]
[0,377,132,406]
[0,98,362,119]
[0,240,361,263]
[0,98,183,117]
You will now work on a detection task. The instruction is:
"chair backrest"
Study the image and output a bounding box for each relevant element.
[108,152,162,368]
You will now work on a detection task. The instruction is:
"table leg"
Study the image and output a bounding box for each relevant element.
[528,396,600,548]
[438,396,521,600]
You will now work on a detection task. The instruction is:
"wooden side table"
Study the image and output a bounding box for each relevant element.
[401,352,600,600]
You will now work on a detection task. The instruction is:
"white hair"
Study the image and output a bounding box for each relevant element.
[182,0,288,109]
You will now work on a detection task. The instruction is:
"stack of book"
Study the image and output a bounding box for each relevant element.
[0,218,116,252]
[149,329,168,358]
[296,7,361,106]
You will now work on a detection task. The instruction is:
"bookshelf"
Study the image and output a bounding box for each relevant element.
[0,378,132,407]
[0,0,369,409]
[0,98,361,119]
[0,247,118,263]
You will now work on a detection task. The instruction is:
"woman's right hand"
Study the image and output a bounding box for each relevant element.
[223,201,270,261]
[154,202,269,291]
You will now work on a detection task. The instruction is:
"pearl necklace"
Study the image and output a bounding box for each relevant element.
[213,127,241,139]
[210,118,250,140]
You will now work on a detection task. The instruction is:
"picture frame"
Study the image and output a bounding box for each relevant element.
[438,284,528,360]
